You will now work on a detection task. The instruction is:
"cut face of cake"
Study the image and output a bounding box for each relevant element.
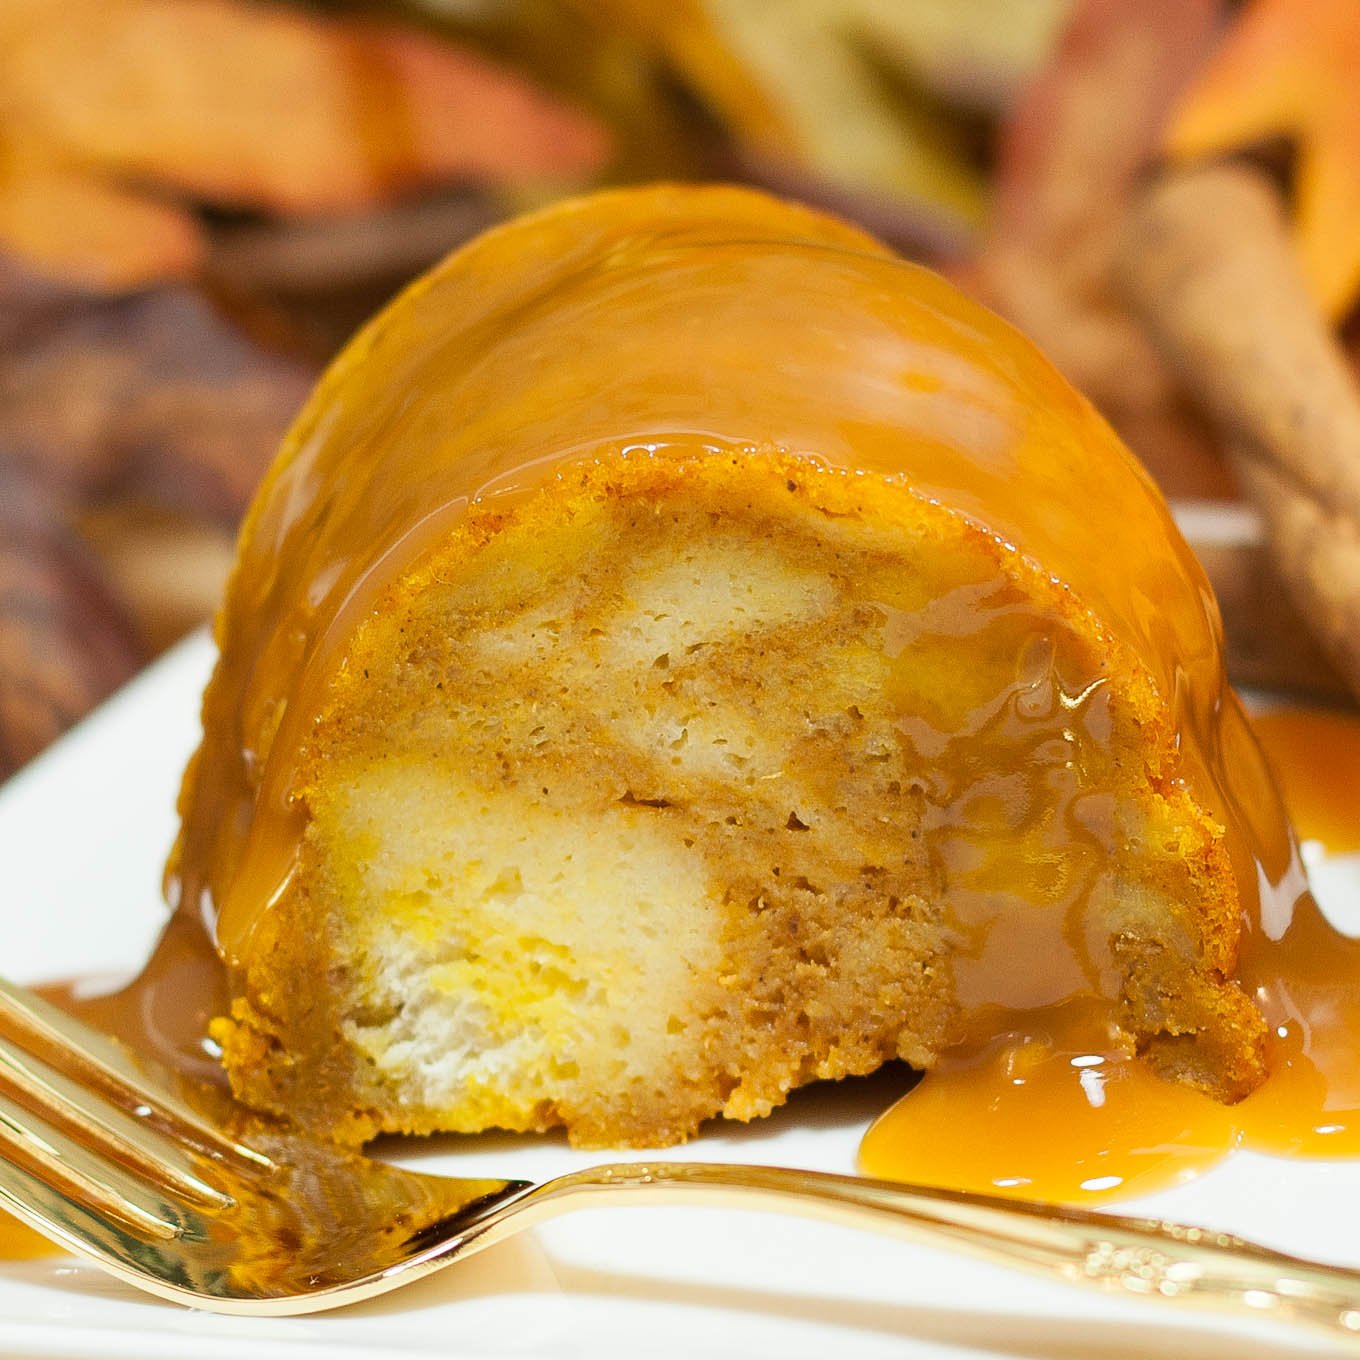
[172,185,1288,1148]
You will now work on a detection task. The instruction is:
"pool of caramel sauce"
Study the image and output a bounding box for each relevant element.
[861,706,1360,1204]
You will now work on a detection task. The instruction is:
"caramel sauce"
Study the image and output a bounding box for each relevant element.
[861,707,1360,1204]
[0,1216,66,1260]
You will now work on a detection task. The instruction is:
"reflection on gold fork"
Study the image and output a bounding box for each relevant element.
[1,971,1359,1334]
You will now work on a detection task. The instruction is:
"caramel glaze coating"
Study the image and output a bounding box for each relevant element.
[167,184,1300,1090]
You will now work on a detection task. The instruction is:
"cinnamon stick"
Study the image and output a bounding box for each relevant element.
[1117,162,1360,701]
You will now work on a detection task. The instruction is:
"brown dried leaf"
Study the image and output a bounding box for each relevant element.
[200,190,503,361]
[0,278,319,770]
[78,503,237,656]
[0,286,316,520]
[0,252,89,348]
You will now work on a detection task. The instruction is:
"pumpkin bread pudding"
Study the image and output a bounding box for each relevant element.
[170,185,1279,1147]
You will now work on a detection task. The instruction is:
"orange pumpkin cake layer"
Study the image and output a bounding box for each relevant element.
[170,184,1294,1148]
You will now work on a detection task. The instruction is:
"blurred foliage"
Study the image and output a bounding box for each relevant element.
[1168,0,1360,319]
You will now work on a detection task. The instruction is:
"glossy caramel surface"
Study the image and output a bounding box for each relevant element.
[861,706,1360,1204]
[166,184,1284,966]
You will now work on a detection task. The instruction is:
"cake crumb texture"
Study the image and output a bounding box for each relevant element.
[216,451,1266,1147]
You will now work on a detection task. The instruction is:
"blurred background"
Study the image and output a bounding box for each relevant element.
[4,0,1359,778]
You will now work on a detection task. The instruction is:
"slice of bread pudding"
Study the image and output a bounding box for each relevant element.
[172,185,1277,1147]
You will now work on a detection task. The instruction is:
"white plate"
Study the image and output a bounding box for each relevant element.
[1,633,1358,1360]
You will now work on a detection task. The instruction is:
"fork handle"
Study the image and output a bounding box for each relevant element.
[504,1162,1360,1340]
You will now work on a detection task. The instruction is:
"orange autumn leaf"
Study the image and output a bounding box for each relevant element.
[0,150,203,292]
[1166,0,1360,319]
[0,0,610,290]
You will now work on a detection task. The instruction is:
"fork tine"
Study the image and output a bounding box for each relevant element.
[0,1033,233,1210]
[0,976,270,1170]
[0,1089,189,1241]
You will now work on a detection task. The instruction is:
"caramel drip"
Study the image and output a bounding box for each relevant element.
[861,707,1360,1203]
[37,911,231,1091]
[1250,707,1360,855]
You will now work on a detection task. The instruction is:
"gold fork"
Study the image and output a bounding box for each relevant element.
[2,973,1360,1336]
